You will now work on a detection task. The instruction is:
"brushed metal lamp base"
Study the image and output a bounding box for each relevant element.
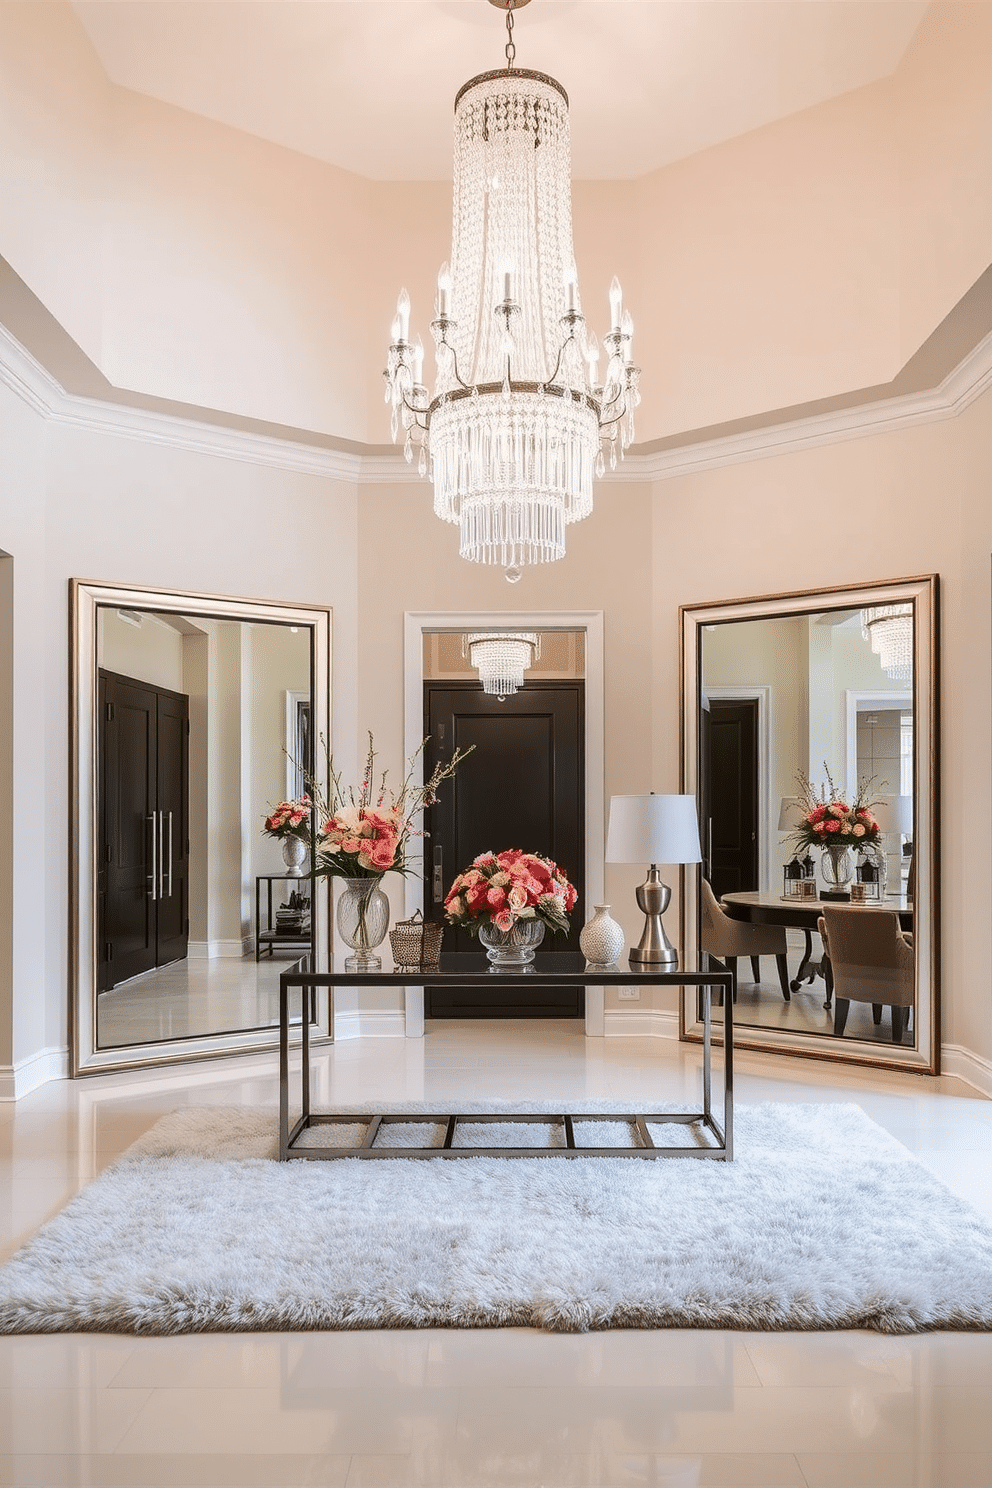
[628,865,679,968]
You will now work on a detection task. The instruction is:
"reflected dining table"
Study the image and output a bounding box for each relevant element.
[719,890,914,1008]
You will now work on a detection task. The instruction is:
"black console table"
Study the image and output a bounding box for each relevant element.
[279,953,734,1162]
[255,874,312,962]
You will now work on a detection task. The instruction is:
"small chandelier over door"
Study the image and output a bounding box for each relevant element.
[384,0,640,581]
[463,632,540,699]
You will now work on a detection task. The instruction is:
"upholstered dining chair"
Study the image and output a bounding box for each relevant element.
[817,905,914,1042]
[700,879,791,1001]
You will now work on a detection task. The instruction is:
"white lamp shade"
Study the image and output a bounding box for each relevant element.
[872,794,913,834]
[605,794,702,866]
[778,796,802,831]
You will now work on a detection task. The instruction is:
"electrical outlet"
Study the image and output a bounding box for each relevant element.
[618,986,640,1000]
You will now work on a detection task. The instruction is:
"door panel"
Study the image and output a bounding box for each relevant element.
[155,691,190,965]
[423,681,584,1017]
[99,670,190,991]
[708,699,759,898]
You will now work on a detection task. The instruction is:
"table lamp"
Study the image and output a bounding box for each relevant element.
[870,794,913,895]
[605,794,702,968]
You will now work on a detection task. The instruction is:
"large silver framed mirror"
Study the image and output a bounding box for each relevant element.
[680,575,938,1074]
[70,580,332,1076]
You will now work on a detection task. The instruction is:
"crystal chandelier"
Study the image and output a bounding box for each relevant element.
[384,0,640,582]
[463,632,540,698]
[862,604,913,680]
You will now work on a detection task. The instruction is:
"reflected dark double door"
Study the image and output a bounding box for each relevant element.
[423,681,585,1018]
[97,669,189,991]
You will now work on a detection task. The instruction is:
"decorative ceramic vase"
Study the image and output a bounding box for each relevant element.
[579,904,624,966]
[821,844,854,897]
[336,876,390,972]
[477,917,545,971]
[281,836,308,876]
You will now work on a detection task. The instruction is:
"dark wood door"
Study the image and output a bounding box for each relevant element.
[422,681,585,1017]
[707,698,759,898]
[98,670,189,991]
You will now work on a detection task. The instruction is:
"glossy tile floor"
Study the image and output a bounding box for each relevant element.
[96,956,296,1049]
[2,1020,992,1488]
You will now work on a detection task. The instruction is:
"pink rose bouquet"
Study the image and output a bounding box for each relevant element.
[785,766,883,853]
[307,731,472,881]
[262,797,312,844]
[444,849,578,937]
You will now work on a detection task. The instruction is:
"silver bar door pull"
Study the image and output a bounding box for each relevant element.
[147,813,158,900]
[166,810,174,897]
[432,846,444,904]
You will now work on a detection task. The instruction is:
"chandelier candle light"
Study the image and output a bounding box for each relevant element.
[384,0,640,581]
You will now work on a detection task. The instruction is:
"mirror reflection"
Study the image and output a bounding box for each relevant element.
[94,604,313,1052]
[680,578,938,1073]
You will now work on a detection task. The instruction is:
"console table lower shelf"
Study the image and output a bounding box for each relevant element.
[279,953,734,1161]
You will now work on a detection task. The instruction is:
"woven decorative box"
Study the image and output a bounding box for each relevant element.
[388,911,443,971]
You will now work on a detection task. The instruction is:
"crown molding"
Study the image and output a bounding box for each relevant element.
[0,323,363,482]
[3,318,991,487]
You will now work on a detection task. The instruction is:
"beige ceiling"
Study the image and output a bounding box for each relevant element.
[69,0,929,181]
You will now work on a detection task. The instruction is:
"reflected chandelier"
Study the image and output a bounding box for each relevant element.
[463,632,540,698]
[384,0,640,582]
[862,604,913,681]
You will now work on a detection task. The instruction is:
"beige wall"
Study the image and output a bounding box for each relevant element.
[654,383,992,1065]
[2,3,991,445]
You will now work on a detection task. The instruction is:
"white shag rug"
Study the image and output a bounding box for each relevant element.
[2,1100,991,1335]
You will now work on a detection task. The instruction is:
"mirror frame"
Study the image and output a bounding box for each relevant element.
[679,574,939,1075]
[70,578,332,1077]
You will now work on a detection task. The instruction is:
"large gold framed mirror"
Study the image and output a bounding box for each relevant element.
[680,575,938,1074]
[70,580,332,1076]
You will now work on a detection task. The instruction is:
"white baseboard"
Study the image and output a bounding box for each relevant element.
[603,1007,680,1039]
[187,940,250,960]
[0,1045,70,1101]
[333,1008,407,1040]
[939,1043,992,1099]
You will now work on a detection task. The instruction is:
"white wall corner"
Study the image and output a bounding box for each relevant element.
[333,1007,407,1041]
[0,1045,70,1101]
[603,1007,680,1039]
[939,1042,992,1100]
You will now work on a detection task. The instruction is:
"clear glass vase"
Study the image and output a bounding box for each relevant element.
[820,844,854,897]
[336,876,390,972]
[477,917,545,971]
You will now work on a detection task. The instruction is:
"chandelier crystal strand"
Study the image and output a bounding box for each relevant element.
[384,1,639,578]
[861,604,914,681]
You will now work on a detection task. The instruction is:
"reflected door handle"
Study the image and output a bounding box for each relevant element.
[147,813,158,900]
[165,810,173,898]
[157,809,166,901]
[432,846,444,904]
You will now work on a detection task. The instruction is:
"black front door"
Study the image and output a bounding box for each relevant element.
[98,670,190,991]
[423,681,585,1017]
[707,698,759,898]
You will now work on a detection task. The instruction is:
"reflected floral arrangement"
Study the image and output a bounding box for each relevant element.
[786,766,883,852]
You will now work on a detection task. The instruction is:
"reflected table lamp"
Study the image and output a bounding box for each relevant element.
[870,794,913,895]
[605,794,702,968]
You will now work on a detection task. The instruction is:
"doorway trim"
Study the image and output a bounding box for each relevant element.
[403,610,606,1038]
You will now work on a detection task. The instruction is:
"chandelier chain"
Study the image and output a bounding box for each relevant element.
[505,5,516,69]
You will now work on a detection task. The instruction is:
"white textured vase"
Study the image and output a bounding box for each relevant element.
[579,905,625,967]
[281,836,308,876]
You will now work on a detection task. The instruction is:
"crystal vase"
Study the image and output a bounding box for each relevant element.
[477,918,545,971]
[281,836,308,876]
[336,876,390,972]
[820,844,854,898]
